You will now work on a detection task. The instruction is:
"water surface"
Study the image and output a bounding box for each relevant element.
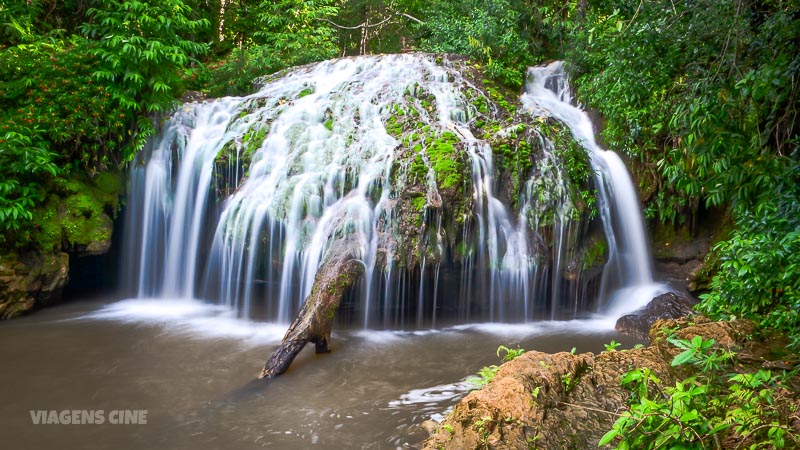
[0,295,639,449]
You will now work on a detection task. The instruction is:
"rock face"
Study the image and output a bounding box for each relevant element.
[0,171,122,319]
[0,251,69,319]
[646,209,729,295]
[423,317,766,449]
[615,291,695,339]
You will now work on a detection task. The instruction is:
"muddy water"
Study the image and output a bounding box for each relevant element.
[0,296,639,449]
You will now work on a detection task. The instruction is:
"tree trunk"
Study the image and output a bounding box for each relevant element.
[259,238,363,378]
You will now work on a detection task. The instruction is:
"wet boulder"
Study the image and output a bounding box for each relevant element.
[615,292,695,339]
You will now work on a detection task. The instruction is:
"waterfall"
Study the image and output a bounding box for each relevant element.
[521,61,667,313]
[122,54,658,328]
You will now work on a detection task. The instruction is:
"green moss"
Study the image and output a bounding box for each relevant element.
[298,86,315,98]
[93,172,123,202]
[428,131,463,189]
[455,240,472,258]
[474,96,488,114]
[32,172,121,252]
[34,200,63,252]
[411,153,428,181]
[580,237,608,270]
[411,195,426,212]
[384,112,404,138]
[242,126,267,159]
[325,305,336,320]
[482,79,517,116]
[536,121,594,215]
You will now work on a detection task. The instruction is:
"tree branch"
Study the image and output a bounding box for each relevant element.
[317,9,424,31]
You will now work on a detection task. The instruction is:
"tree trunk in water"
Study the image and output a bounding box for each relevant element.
[259,239,363,378]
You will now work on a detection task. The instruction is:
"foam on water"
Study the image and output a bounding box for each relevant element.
[85,298,288,345]
[389,378,475,408]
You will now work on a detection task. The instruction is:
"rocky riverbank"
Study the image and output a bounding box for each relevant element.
[423,316,800,449]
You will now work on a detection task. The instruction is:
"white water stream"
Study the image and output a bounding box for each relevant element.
[522,61,667,312]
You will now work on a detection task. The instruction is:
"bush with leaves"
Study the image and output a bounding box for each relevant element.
[0,127,59,234]
[697,173,800,347]
[568,0,800,226]
[417,0,534,88]
[601,336,800,449]
[0,36,131,165]
[80,0,209,115]
[187,0,339,97]
[1,0,212,244]
[468,345,526,388]
[253,0,338,66]
[0,34,129,238]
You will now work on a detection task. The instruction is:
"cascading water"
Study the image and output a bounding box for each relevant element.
[521,61,667,313]
[122,54,659,329]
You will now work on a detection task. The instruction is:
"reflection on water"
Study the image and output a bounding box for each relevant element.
[0,296,640,449]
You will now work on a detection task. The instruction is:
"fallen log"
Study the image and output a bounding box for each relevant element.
[259,238,363,378]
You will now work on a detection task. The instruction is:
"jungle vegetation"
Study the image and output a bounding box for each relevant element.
[2,1,798,445]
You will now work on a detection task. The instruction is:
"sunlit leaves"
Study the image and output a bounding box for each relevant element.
[417,0,535,88]
[603,338,798,448]
[0,127,55,232]
[253,0,338,65]
[80,0,210,115]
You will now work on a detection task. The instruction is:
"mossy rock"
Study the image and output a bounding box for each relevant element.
[32,171,123,255]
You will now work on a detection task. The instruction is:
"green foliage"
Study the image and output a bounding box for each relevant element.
[253,0,338,65]
[469,344,526,389]
[190,0,338,97]
[418,0,534,88]
[1,0,97,43]
[1,0,208,244]
[468,364,500,389]
[561,372,574,391]
[411,195,426,213]
[0,33,129,237]
[497,345,525,361]
[33,174,122,252]
[0,127,56,232]
[188,45,279,97]
[603,340,621,352]
[601,336,800,449]
[579,237,606,270]
[698,181,800,346]
[80,0,210,114]
[537,120,596,217]
[426,131,463,189]
[568,0,800,225]
[668,336,734,372]
[331,0,423,55]
[563,0,800,350]
[0,36,131,165]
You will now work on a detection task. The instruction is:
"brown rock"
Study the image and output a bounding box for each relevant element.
[0,251,69,319]
[423,317,767,449]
